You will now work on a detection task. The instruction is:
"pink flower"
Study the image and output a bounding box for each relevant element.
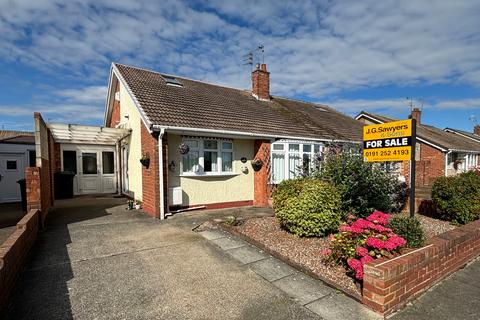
[384,236,407,250]
[365,237,386,249]
[370,224,392,233]
[360,255,374,265]
[320,248,333,256]
[339,225,364,233]
[355,247,369,257]
[347,258,364,280]
[366,210,391,225]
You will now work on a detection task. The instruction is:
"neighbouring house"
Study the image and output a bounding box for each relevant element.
[356,109,480,186]
[100,62,364,218]
[444,125,480,147]
[0,130,36,203]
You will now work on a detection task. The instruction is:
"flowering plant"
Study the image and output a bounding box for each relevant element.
[178,143,190,155]
[323,210,406,280]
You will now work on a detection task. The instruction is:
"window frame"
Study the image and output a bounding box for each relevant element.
[271,140,324,184]
[181,137,235,176]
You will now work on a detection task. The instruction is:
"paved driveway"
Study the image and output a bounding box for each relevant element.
[6,196,324,320]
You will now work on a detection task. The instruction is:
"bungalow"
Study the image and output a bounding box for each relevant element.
[356,109,480,186]
[101,62,364,218]
[0,130,36,203]
[444,125,480,146]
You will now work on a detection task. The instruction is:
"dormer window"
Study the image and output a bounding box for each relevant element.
[161,75,182,87]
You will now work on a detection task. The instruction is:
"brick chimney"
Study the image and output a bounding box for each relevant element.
[252,63,270,101]
[410,108,421,125]
[474,125,480,135]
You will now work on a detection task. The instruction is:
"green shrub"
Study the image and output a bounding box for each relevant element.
[273,179,342,237]
[388,215,425,248]
[272,179,306,212]
[312,144,407,217]
[432,171,480,224]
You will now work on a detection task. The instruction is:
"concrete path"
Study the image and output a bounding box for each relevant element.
[7,196,368,320]
[199,229,380,320]
[391,257,480,320]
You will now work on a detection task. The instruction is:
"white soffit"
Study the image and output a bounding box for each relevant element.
[48,123,131,145]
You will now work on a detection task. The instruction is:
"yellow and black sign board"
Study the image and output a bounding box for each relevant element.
[363,119,413,162]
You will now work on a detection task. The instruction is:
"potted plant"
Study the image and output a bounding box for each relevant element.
[140,153,150,168]
[127,199,134,210]
[135,200,142,210]
[251,159,263,172]
[178,143,190,155]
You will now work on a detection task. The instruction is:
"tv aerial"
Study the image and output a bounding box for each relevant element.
[242,45,265,70]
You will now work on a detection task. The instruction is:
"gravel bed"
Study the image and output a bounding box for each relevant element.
[230,214,457,299]
[232,217,361,298]
[415,214,457,240]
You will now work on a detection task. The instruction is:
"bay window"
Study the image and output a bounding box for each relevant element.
[182,138,234,175]
[271,141,324,183]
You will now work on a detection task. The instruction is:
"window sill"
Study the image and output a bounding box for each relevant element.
[178,172,240,178]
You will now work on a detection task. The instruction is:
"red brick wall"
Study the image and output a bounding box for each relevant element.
[32,112,54,226]
[363,219,480,315]
[109,81,121,128]
[140,123,169,217]
[26,167,41,212]
[403,142,445,186]
[0,209,40,313]
[251,64,270,100]
[253,140,271,207]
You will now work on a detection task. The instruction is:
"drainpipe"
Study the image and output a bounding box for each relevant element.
[445,150,452,177]
[158,128,166,220]
[116,140,121,195]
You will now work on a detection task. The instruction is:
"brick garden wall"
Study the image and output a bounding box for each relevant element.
[363,219,480,316]
[0,209,40,313]
[33,113,55,225]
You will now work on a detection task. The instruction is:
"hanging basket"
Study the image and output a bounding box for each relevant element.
[178,143,190,155]
[251,159,263,172]
[140,153,150,168]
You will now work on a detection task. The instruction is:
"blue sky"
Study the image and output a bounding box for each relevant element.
[1,0,479,132]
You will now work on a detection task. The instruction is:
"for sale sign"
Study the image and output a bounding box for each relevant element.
[363,119,413,162]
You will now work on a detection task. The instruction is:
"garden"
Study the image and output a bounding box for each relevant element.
[222,145,480,299]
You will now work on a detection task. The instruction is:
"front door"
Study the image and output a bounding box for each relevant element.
[80,152,101,194]
[0,154,24,202]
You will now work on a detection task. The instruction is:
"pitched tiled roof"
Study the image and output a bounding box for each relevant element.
[445,127,480,143]
[113,63,363,142]
[0,130,35,144]
[358,112,480,152]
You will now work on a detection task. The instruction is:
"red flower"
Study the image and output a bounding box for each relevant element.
[355,247,369,257]
[320,248,333,255]
[347,258,364,280]
[360,255,374,265]
[366,210,391,225]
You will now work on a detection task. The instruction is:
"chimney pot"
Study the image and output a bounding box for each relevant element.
[410,107,421,125]
[251,63,270,101]
[474,125,480,135]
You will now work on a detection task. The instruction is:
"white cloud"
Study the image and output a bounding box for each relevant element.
[55,86,107,104]
[0,0,480,128]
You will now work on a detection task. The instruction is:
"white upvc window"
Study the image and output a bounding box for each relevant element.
[271,141,324,184]
[181,137,234,175]
[465,153,478,171]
